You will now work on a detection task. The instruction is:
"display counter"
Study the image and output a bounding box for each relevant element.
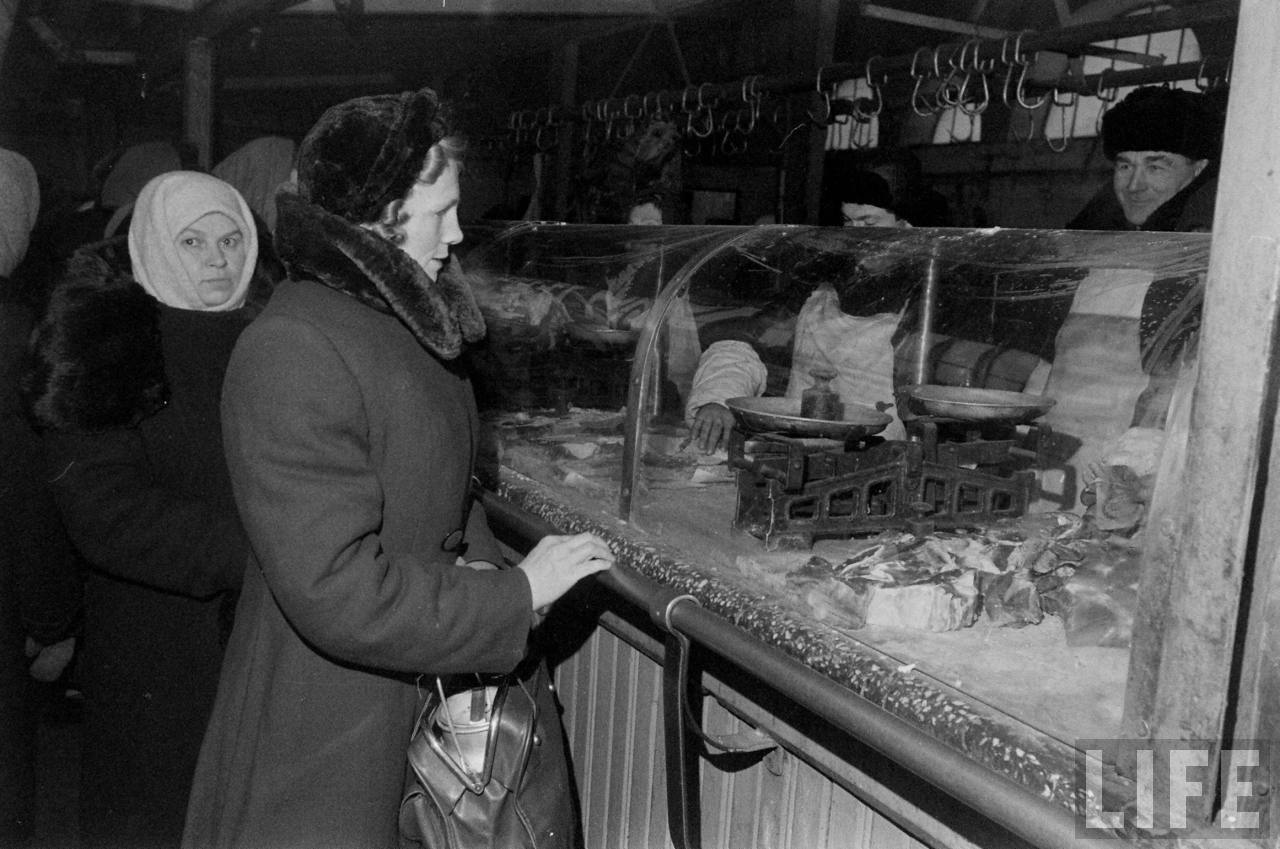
[458,221,1220,846]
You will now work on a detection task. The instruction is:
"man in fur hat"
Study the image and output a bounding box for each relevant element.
[1067,85,1224,231]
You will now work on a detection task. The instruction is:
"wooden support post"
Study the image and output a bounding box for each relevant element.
[184,36,214,171]
[1122,0,1280,829]
[1216,0,1280,835]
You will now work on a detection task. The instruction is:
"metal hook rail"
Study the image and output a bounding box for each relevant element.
[506,0,1234,142]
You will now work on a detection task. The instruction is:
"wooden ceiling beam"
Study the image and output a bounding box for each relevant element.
[140,0,304,80]
[25,15,137,65]
[858,4,1009,39]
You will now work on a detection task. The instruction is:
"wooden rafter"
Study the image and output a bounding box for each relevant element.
[26,15,136,65]
[140,0,303,80]
[859,3,1008,39]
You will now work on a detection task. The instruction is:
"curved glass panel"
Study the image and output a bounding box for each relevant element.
[463,219,1211,746]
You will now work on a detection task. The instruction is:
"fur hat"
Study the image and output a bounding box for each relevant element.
[1102,86,1221,162]
[836,170,895,211]
[296,88,452,223]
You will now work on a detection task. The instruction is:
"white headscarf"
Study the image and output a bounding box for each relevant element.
[127,171,258,312]
[0,148,39,278]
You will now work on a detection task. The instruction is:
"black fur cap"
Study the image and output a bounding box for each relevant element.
[1102,86,1222,162]
[297,87,451,224]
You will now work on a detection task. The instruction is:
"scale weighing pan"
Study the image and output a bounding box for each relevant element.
[726,396,892,440]
[905,385,1055,423]
[566,322,641,346]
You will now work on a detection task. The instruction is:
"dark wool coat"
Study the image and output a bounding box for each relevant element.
[21,239,265,849]
[1065,171,1218,232]
[183,196,542,849]
[0,287,82,846]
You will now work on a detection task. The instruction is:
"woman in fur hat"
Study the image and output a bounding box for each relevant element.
[183,88,612,849]
[22,170,276,849]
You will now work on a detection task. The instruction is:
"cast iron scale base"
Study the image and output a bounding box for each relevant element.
[728,417,1049,550]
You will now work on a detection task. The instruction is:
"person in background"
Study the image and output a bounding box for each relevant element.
[183,88,613,849]
[689,169,913,453]
[1066,85,1224,232]
[825,169,910,228]
[98,140,188,239]
[212,135,297,236]
[0,147,82,849]
[627,198,664,225]
[22,171,275,849]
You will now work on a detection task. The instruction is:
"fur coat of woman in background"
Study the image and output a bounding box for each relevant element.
[22,171,276,849]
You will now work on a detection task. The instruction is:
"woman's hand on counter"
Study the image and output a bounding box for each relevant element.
[518,532,615,612]
[691,402,735,453]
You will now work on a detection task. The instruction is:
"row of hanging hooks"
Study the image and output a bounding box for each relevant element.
[508,73,784,159]
[505,0,1236,157]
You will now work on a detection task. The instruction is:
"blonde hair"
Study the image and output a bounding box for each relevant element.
[370,136,465,244]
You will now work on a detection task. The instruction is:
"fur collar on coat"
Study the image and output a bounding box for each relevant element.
[21,238,274,433]
[272,191,486,360]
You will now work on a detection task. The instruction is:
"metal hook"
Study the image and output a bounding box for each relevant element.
[697,81,718,111]
[911,73,937,117]
[1196,57,1230,92]
[959,70,991,116]
[1010,31,1033,67]
[909,46,929,80]
[1093,69,1119,135]
[807,88,833,125]
[623,94,643,119]
[864,55,885,118]
[680,85,696,114]
[1013,55,1048,110]
[688,106,715,138]
[1046,96,1070,153]
[968,37,996,75]
[534,124,556,152]
[1095,68,1117,103]
[655,90,674,120]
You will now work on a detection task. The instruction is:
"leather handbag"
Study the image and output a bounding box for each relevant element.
[399,659,577,849]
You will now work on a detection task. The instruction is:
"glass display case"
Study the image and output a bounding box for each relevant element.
[460,220,1211,754]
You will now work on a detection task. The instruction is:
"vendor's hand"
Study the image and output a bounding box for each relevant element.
[691,402,735,453]
[518,532,614,612]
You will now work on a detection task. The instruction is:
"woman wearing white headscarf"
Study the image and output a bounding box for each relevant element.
[22,170,277,849]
